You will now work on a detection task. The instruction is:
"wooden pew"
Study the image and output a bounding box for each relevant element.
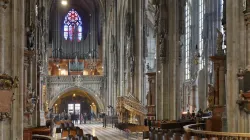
[23,127,50,140]
[160,121,197,130]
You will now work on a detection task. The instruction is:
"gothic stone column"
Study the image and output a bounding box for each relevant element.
[0,4,7,73]
[0,1,10,140]
[132,0,143,101]
[11,0,25,139]
[245,11,250,68]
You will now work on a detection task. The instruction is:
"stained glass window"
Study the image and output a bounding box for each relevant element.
[64,9,82,42]
[185,1,191,80]
[198,0,205,70]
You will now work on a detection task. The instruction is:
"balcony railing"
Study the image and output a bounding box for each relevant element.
[184,123,250,139]
[47,75,104,83]
[47,75,104,101]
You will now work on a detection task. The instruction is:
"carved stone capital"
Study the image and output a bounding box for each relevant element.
[160,57,166,64]
[244,13,250,26]
[0,0,10,9]
[0,74,19,90]
[24,64,29,71]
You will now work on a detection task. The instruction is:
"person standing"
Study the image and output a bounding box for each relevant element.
[83,113,87,124]
[80,113,83,124]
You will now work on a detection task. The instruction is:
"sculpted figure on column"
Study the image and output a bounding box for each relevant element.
[207,84,215,108]
[130,56,134,76]
[216,28,223,55]
[26,24,35,51]
[159,31,167,60]
[26,83,37,113]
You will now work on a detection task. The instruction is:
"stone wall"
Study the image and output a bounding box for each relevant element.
[0,0,25,139]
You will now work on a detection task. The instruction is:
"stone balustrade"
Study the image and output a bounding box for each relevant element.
[47,75,103,84]
[184,123,250,139]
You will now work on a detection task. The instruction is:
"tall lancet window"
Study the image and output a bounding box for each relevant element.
[185,1,191,80]
[199,0,205,70]
[64,9,82,42]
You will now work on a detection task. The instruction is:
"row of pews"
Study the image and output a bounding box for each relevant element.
[58,121,98,140]
[115,123,149,139]
[144,119,204,140]
[24,120,99,140]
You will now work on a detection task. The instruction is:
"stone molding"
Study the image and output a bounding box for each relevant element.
[47,75,103,83]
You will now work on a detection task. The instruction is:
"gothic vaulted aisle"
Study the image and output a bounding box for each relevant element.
[1,0,250,139]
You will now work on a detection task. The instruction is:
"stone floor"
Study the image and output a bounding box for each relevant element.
[77,123,144,140]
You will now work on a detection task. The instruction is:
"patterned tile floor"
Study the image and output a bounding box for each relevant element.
[77,123,144,140]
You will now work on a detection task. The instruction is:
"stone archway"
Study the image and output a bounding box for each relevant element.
[49,86,104,112]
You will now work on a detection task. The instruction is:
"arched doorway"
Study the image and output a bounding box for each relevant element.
[49,86,104,111]
[49,89,102,122]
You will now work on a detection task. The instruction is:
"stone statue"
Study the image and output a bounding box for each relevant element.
[194,45,200,65]
[146,63,150,70]
[130,56,134,76]
[13,76,19,88]
[26,93,35,113]
[26,24,35,51]
[159,31,166,58]
[207,84,215,108]
[239,90,245,100]
[216,28,223,54]
[26,84,37,113]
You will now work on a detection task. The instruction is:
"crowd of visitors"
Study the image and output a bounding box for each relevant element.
[49,110,97,125]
